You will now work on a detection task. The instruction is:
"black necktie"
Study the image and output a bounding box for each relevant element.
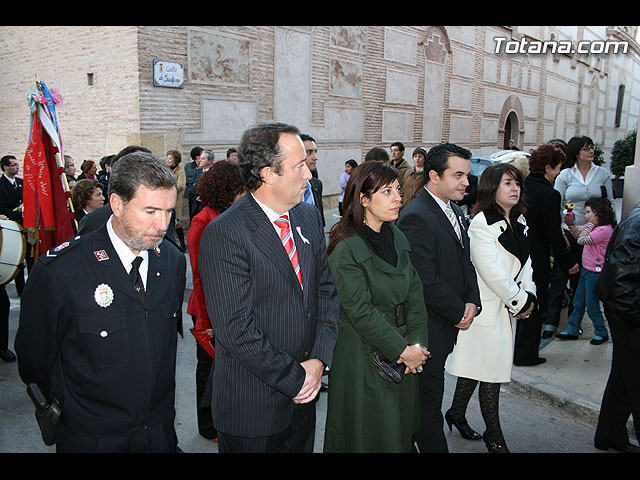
[129,256,145,302]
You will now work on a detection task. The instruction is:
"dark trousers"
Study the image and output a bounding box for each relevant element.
[191,315,216,439]
[56,416,178,453]
[545,238,582,330]
[513,307,544,364]
[0,286,9,350]
[176,226,186,250]
[217,402,316,453]
[594,314,640,450]
[545,264,569,329]
[515,261,546,361]
[13,243,34,297]
[413,352,448,453]
[196,341,216,438]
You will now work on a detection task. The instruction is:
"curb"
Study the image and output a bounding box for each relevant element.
[508,368,602,426]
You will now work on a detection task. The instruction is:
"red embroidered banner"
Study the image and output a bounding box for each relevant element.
[22,110,55,229]
[22,107,75,256]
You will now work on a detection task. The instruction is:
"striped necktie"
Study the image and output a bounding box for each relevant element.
[274,214,303,289]
[445,203,462,242]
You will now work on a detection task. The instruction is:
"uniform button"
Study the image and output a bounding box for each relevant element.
[100,330,108,337]
[512,301,517,306]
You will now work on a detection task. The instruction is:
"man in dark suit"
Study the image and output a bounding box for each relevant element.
[184,147,203,220]
[397,143,481,453]
[0,155,31,297]
[0,155,23,223]
[0,154,22,362]
[300,134,325,229]
[190,149,214,218]
[15,152,186,453]
[199,123,339,453]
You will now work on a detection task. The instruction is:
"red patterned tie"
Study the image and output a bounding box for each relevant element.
[274,214,303,289]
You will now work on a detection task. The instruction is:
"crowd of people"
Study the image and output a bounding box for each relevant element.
[1,126,638,455]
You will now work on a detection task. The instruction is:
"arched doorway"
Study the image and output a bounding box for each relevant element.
[498,95,525,150]
[503,111,519,149]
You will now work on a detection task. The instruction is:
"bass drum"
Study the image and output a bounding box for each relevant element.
[0,219,26,286]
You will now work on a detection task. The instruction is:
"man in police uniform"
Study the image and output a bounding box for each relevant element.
[15,151,187,453]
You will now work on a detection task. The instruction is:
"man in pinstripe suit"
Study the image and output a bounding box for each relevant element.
[199,123,339,453]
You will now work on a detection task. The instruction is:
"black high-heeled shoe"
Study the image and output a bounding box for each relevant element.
[444,410,482,440]
[484,437,510,453]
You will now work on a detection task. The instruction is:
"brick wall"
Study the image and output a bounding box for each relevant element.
[0,26,141,165]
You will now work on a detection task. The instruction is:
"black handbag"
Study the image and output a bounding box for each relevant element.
[370,302,409,383]
[371,351,406,383]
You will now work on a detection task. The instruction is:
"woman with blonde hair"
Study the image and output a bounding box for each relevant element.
[166,149,189,250]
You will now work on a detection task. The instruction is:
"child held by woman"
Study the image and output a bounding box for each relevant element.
[556,197,616,345]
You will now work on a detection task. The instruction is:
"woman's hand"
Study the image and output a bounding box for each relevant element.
[515,303,534,319]
[399,344,430,374]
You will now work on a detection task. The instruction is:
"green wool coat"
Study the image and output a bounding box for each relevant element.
[323,223,429,453]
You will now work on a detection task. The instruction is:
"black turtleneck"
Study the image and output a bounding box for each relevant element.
[361,222,397,267]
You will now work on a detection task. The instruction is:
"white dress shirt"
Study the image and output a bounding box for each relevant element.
[106,215,149,288]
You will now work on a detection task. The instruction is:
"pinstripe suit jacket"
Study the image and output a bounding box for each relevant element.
[198,193,339,438]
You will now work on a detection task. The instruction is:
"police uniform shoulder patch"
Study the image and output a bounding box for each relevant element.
[39,236,82,264]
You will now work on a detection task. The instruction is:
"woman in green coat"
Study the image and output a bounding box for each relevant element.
[323,161,430,453]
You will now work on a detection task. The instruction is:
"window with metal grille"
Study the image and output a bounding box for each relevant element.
[615,84,625,128]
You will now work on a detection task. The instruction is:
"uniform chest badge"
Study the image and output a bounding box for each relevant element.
[94,283,114,308]
[94,250,109,261]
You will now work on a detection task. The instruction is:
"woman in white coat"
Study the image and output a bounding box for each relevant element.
[445,163,536,453]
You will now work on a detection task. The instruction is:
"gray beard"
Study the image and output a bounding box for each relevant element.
[125,234,163,252]
[114,221,165,252]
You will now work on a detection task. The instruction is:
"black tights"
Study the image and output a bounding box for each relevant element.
[448,377,503,442]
